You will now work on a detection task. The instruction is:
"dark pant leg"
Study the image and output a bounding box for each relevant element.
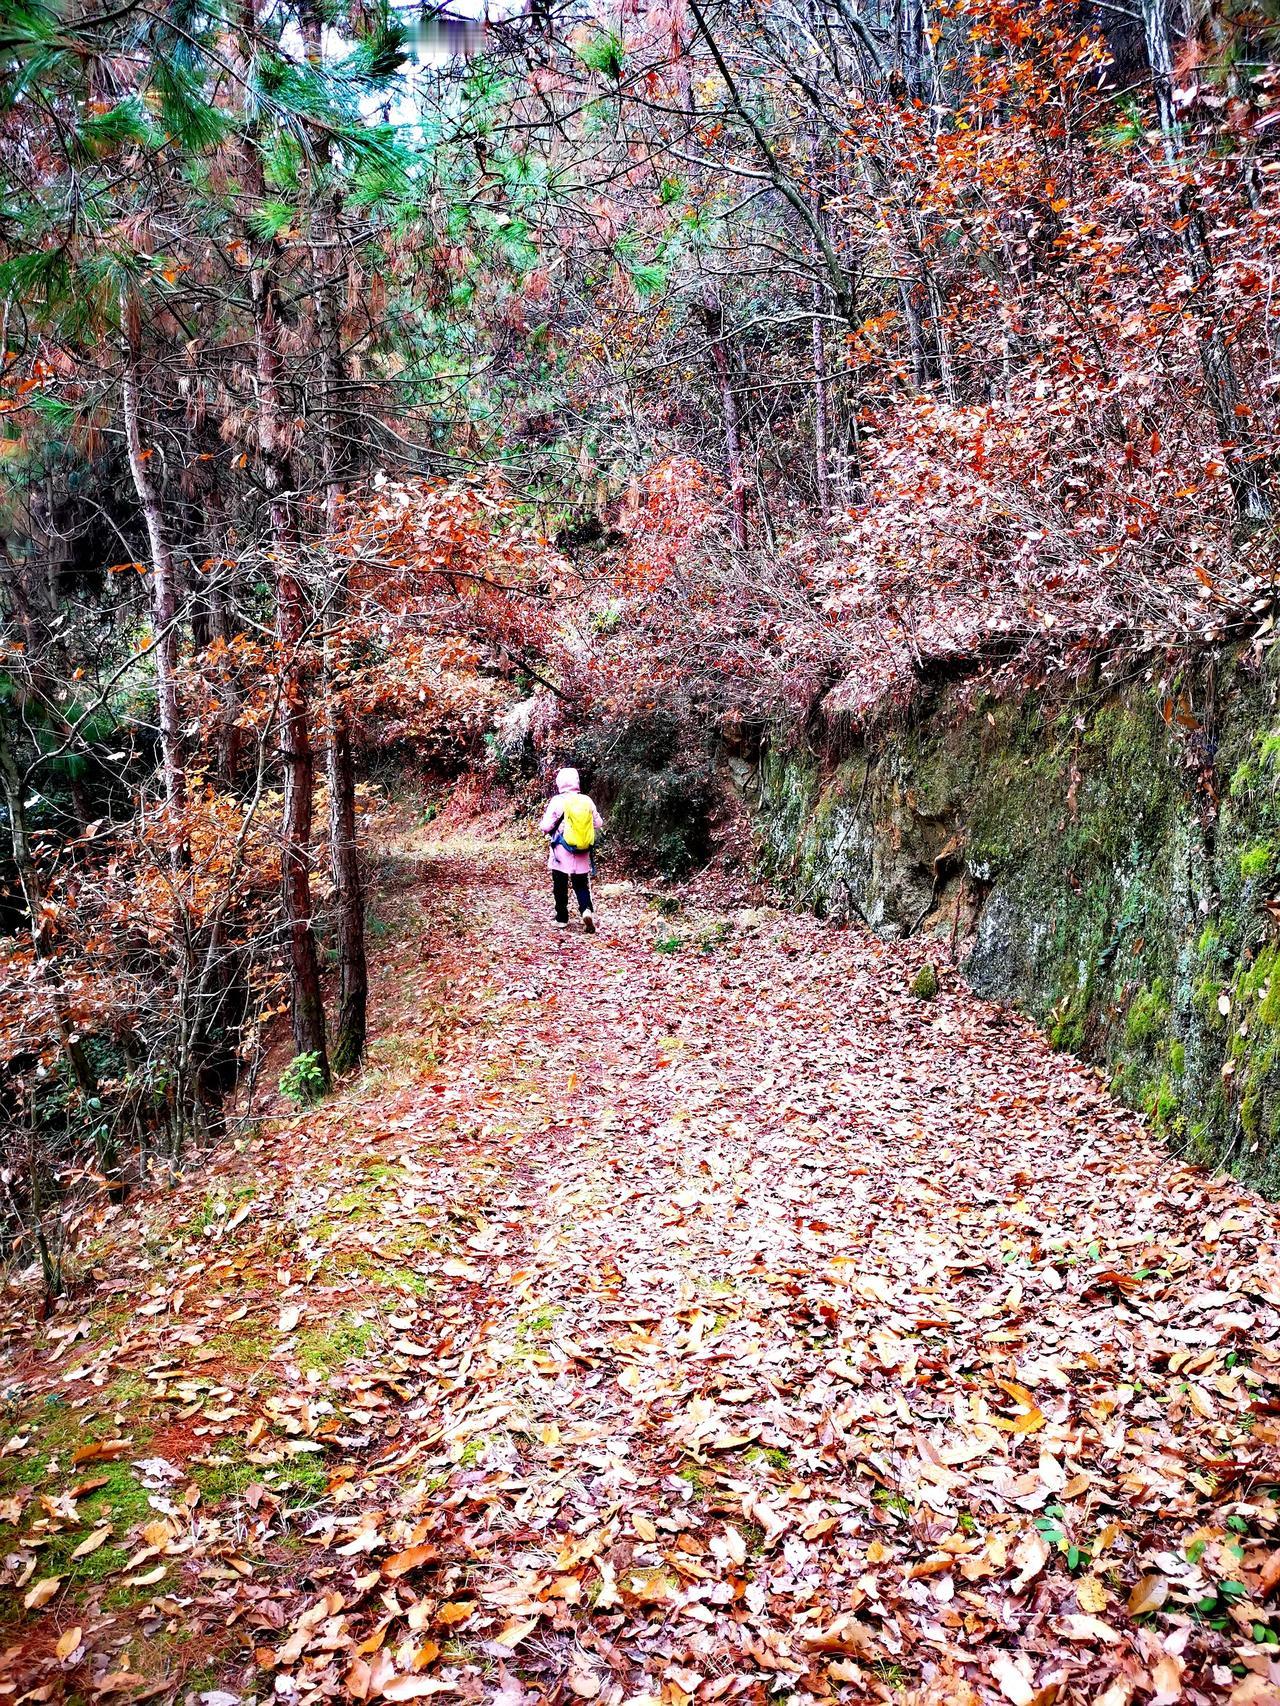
[552,870,570,923]
[571,873,593,916]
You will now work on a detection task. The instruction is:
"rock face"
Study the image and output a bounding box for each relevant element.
[754,662,1280,1197]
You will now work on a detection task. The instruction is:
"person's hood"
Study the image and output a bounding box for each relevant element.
[556,767,580,793]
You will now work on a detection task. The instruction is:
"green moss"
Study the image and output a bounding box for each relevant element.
[192,1444,328,1508]
[329,1250,430,1296]
[742,1444,792,1472]
[191,1447,257,1503]
[675,1461,715,1494]
[1125,980,1171,1048]
[208,1329,272,1368]
[909,963,938,1001]
[51,1536,133,1584]
[296,1316,377,1374]
[269,1453,329,1505]
[1049,983,1090,1054]
[1240,844,1274,878]
[78,1462,153,1529]
[515,1305,562,1344]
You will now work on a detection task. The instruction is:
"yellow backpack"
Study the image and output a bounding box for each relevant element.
[558,793,596,853]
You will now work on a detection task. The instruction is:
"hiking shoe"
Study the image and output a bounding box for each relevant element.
[582,912,596,934]
[554,919,568,931]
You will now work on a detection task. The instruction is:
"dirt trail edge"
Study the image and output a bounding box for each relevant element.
[3,825,1280,1706]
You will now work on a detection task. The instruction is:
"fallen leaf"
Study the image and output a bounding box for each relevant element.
[1060,1614,1122,1644]
[434,1601,473,1627]
[71,1441,128,1466]
[1127,1573,1169,1616]
[491,1619,539,1649]
[991,1653,1034,1706]
[71,1525,112,1559]
[382,1544,438,1579]
[1075,1576,1109,1613]
[1011,1530,1051,1590]
[379,1679,455,1701]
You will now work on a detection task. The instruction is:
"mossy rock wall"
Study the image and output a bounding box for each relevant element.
[566,710,715,880]
[756,663,1280,1196]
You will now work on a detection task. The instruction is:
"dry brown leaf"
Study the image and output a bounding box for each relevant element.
[1075,1576,1109,1613]
[1227,1678,1280,1705]
[491,1619,539,1649]
[379,1679,455,1701]
[71,1441,127,1466]
[1092,1681,1132,1706]
[23,1577,62,1610]
[55,1626,83,1661]
[802,1614,876,1657]
[1011,1530,1051,1590]
[382,1544,438,1579]
[991,1653,1035,1706]
[1060,1614,1122,1644]
[434,1600,473,1627]
[71,1524,112,1559]
[1127,1573,1169,1616]
[1149,1653,1184,1702]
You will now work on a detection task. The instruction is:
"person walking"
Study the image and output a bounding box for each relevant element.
[539,767,602,932]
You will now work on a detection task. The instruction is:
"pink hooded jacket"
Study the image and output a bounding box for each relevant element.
[539,767,603,875]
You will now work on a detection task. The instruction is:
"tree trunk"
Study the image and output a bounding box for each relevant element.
[700,284,747,548]
[236,0,331,1084]
[325,700,367,1074]
[249,217,331,1083]
[302,0,368,1074]
[812,285,832,522]
[1141,0,1270,522]
[120,295,187,840]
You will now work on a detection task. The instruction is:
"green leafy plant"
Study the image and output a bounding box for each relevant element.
[280,1051,327,1107]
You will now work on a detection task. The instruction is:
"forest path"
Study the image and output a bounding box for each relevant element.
[4,821,1280,1706]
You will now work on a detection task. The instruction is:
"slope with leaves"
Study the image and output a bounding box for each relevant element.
[1,806,1279,1705]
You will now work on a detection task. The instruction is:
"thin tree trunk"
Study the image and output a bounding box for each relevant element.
[807,133,833,521]
[812,284,832,522]
[325,700,366,1073]
[302,0,368,1074]
[700,284,747,547]
[204,489,241,782]
[120,295,187,839]
[255,278,330,1081]
[1142,0,1269,521]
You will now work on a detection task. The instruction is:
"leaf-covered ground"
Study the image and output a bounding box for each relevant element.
[3,818,1280,1706]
